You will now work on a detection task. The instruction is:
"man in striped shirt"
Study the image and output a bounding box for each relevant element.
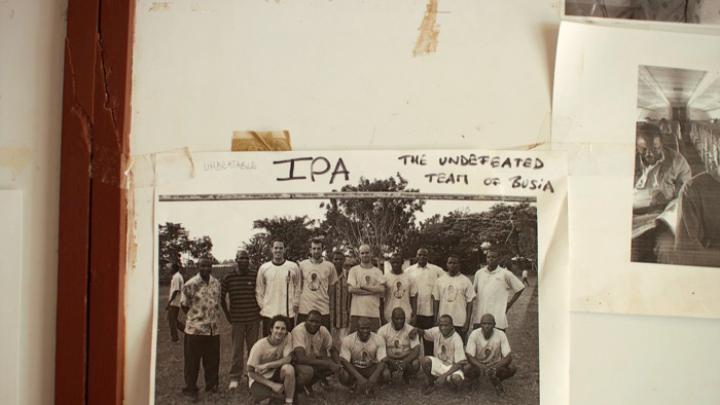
[221,249,261,390]
[328,250,350,350]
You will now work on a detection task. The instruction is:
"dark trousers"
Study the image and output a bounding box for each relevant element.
[415,315,435,355]
[229,321,259,380]
[297,313,331,330]
[183,334,220,392]
[167,306,181,341]
[261,316,296,337]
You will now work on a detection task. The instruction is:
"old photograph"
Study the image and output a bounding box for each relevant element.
[565,0,720,24]
[631,65,720,267]
[154,183,540,404]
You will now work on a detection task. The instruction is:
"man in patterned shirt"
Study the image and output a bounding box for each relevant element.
[180,257,222,400]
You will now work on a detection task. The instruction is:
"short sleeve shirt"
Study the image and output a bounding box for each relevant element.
[377,322,419,358]
[383,272,417,321]
[432,274,475,326]
[472,266,524,329]
[180,274,221,336]
[169,272,184,307]
[347,265,384,318]
[340,332,387,368]
[405,263,445,316]
[423,327,466,366]
[246,335,293,387]
[291,322,333,358]
[299,259,338,315]
[466,329,511,365]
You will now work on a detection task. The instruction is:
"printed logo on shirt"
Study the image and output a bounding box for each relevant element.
[439,344,449,362]
[309,273,320,291]
[393,281,405,299]
[446,285,457,302]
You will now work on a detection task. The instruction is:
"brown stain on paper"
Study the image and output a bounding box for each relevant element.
[231,130,292,151]
[414,0,440,56]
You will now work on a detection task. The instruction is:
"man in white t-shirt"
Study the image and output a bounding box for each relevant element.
[291,310,341,393]
[432,255,475,339]
[472,250,524,330]
[165,262,184,342]
[347,244,385,332]
[339,317,387,395]
[256,240,302,336]
[298,238,338,330]
[377,307,420,383]
[405,247,445,354]
[463,313,517,396]
[247,315,296,405]
[416,315,467,395]
[383,253,417,324]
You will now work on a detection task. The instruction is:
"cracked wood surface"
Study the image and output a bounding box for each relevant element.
[56,1,135,405]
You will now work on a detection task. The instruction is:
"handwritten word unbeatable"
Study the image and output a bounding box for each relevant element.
[203,160,257,171]
[274,156,350,184]
[397,154,544,169]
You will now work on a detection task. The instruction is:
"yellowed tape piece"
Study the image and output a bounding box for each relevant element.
[231,130,292,152]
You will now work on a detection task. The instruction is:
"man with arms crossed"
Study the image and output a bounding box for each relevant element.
[416,314,467,395]
[347,244,385,332]
[291,310,342,393]
[377,307,421,383]
[383,253,417,325]
[221,249,261,390]
[257,240,301,336]
[472,249,524,331]
[298,238,338,330]
[339,317,388,396]
[464,313,517,396]
[247,315,297,405]
[433,254,475,339]
[180,257,221,400]
[405,247,445,354]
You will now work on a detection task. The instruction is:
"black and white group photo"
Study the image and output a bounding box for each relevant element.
[154,176,539,404]
[631,65,720,268]
[565,0,720,24]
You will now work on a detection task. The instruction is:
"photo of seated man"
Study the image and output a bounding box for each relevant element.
[416,315,468,395]
[631,65,720,268]
[246,315,296,405]
[632,122,691,263]
[338,317,387,396]
[377,308,421,384]
[291,310,342,394]
[464,314,517,396]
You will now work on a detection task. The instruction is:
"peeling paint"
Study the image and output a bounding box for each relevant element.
[149,2,171,12]
[413,0,440,56]
[0,148,32,179]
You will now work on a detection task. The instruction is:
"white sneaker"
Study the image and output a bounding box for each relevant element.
[228,380,239,390]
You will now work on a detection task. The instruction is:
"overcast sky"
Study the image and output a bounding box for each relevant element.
[158,198,520,261]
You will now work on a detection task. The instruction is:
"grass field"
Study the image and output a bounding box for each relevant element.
[154,278,539,404]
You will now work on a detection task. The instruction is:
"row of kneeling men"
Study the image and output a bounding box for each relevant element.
[246,310,516,405]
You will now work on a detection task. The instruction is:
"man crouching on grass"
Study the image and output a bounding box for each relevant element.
[338,317,387,396]
[377,307,421,384]
[247,315,296,405]
[463,313,517,396]
[291,310,342,394]
[415,314,467,395]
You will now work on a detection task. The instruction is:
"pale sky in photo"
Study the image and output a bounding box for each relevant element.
[158,198,524,261]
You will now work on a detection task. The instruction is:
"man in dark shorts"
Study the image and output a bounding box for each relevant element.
[247,315,296,405]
